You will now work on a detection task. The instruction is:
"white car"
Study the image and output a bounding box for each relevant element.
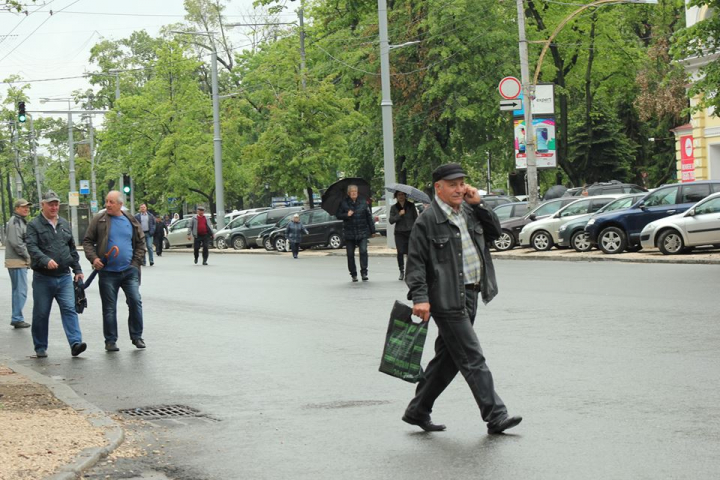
[640,192,720,255]
[518,195,622,251]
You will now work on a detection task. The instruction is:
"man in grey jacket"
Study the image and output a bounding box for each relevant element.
[402,163,522,435]
[187,205,214,265]
[5,198,32,328]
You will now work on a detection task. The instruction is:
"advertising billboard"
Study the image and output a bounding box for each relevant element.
[514,118,557,169]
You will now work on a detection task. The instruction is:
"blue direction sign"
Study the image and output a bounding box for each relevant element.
[79,180,90,195]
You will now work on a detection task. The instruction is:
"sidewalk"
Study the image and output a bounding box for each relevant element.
[0,360,123,480]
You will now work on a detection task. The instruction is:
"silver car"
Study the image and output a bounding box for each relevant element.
[640,192,720,255]
[373,206,387,236]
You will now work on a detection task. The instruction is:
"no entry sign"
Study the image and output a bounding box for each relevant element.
[498,76,521,100]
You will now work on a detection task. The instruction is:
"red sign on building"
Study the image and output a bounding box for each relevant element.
[680,135,695,183]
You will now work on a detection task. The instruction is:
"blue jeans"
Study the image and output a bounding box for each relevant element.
[8,268,28,324]
[143,233,154,265]
[98,267,143,343]
[345,237,369,277]
[31,272,83,351]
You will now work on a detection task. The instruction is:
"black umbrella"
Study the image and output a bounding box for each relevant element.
[83,245,120,290]
[321,178,371,215]
[543,185,567,200]
[385,183,431,204]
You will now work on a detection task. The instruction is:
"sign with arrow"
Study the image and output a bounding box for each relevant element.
[500,99,523,111]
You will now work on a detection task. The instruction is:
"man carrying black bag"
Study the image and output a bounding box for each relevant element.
[402,163,522,435]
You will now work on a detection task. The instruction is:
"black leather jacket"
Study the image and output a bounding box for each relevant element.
[26,215,82,277]
[405,199,502,315]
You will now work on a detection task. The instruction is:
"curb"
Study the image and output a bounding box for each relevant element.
[3,359,125,480]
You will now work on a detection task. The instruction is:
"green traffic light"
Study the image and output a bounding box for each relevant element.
[123,186,131,194]
[18,114,26,123]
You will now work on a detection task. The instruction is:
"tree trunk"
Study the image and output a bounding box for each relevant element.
[582,15,598,178]
[306,186,315,209]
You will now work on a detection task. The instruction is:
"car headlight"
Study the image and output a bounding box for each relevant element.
[587,219,595,226]
[559,225,567,232]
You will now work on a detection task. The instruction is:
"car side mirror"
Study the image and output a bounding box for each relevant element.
[553,212,561,219]
[686,208,695,217]
[528,213,537,221]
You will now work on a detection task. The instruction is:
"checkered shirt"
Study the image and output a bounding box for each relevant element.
[435,198,482,285]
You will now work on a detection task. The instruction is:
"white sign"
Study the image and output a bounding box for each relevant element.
[498,76,521,100]
[513,84,555,116]
[500,99,523,111]
[79,180,90,195]
[90,200,98,213]
[68,191,80,207]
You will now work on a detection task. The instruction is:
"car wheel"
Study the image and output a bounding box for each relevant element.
[232,236,247,250]
[530,230,553,251]
[274,237,286,252]
[571,230,592,252]
[216,237,227,250]
[162,238,170,250]
[327,233,342,249]
[493,230,515,251]
[598,227,627,254]
[264,237,274,251]
[657,229,684,255]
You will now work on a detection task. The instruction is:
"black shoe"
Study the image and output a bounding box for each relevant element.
[105,342,119,352]
[362,275,369,281]
[71,342,87,357]
[12,321,31,328]
[194,258,198,264]
[351,276,358,282]
[398,272,404,281]
[402,414,446,432]
[202,261,208,265]
[132,338,146,349]
[487,415,523,434]
[150,262,154,266]
[35,349,47,358]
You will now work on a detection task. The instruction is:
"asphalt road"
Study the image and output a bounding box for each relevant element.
[2,251,719,479]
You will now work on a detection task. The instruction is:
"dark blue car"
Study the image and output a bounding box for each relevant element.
[584,181,720,254]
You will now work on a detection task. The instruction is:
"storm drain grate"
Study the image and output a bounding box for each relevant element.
[303,400,391,410]
[120,405,203,419]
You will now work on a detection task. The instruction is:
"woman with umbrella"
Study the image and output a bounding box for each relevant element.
[388,191,418,281]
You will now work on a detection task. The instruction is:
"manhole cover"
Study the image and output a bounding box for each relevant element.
[120,405,203,419]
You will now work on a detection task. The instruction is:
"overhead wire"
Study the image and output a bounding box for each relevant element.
[0,0,56,47]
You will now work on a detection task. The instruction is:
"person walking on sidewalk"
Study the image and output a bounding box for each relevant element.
[188,205,214,265]
[402,163,522,435]
[153,215,167,257]
[5,198,32,329]
[83,191,147,352]
[336,185,376,282]
[285,213,309,259]
[388,191,418,281]
[25,190,86,358]
[135,203,156,266]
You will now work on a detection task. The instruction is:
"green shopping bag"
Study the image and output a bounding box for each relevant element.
[379,301,428,383]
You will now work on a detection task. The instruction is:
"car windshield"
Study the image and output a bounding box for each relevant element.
[597,196,639,214]
[529,200,563,217]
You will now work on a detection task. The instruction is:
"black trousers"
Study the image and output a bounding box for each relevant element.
[290,241,300,258]
[405,287,508,425]
[395,231,410,271]
[193,234,211,262]
[345,237,368,277]
[154,235,164,255]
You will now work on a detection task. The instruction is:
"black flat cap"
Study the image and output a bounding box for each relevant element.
[432,163,467,183]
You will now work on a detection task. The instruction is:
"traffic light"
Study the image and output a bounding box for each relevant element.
[122,174,131,195]
[17,101,26,123]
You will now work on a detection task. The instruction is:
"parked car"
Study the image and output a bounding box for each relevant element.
[373,206,387,236]
[481,195,518,210]
[258,212,297,251]
[518,195,621,251]
[268,208,344,252]
[229,206,304,250]
[563,181,647,197]
[557,193,646,252]
[585,180,720,254]
[164,214,214,249]
[493,197,580,251]
[640,192,720,255]
[493,202,529,221]
[214,213,256,249]
[223,207,271,225]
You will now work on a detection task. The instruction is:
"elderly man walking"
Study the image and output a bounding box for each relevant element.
[135,203,156,266]
[5,198,32,328]
[402,163,522,435]
[336,185,376,282]
[83,191,147,351]
[26,190,86,358]
[188,205,214,265]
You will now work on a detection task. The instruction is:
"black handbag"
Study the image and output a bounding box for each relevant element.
[74,278,87,314]
[379,301,428,383]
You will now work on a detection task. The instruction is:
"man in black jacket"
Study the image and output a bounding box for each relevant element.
[402,163,521,435]
[26,190,86,358]
[336,184,376,282]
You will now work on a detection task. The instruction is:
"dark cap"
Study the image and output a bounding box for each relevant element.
[196,205,206,211]
[432,163,467,183]
[42,190,61,203]
[14,198,32,208]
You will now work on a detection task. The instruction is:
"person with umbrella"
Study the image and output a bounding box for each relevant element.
[336,184,376,282]
[388,191,418,281]
[83,191,147,352]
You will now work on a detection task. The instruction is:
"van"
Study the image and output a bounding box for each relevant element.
[228,206,303,249]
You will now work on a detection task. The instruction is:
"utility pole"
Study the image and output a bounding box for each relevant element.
[88,114,97,206]
[28,114,42,206]
[516,0,539,208]
[377,0,397,249]
[298,1,307,90]
[67,105,79,243]
[210,50,225,229]
[12,125,21,199]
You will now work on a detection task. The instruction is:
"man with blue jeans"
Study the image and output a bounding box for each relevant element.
[135,203,156,266]
[336,185,376,282]
[84,191,147,352]
[5,198,32,329]
[26,190,86,358]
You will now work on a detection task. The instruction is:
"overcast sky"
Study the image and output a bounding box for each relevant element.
[0,0,289,119]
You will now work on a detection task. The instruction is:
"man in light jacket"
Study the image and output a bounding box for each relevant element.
[5,198,32,328]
